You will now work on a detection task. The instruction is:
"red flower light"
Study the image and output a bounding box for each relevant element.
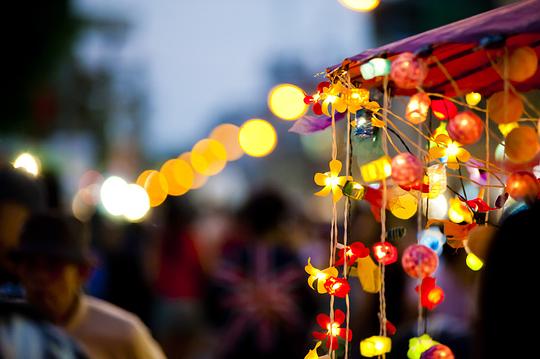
[324,277,351,298]
[431,99,457,120]
[304,81,331,115]
[372,242,398,265]
[335,242,370,266]
[312,309,352,350]
[415,277,445,310]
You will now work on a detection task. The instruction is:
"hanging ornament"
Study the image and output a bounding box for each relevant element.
[406,93,431,124]
[447,111,484,145]
[360,58,391,80]
[430,99,457,121]
[388,186,418,220]
[304,82,331,115]
[504,126,540,164]
[448,197,474,224]
[415,276,445,310]
[304,341,322,359]
[465,92,481,106]
[314,160,352,202]
[418,228,445,256]
[347,88,371,113]
[402,245,439,279]
[372,242,398,265]
[420,344,455,359]
[305,258,339,293]
[466,253,484,271]
[335,242,370,266]
[495,46,538,82]
[391,153,424,186]
[360,336,392,357]
[407,334,439,359]
[361,155,392,182]
[323,277,351,298]
[312,309,352,350]
[487,91,524,124]
[427,164,447,199]
[506,171,540,201]
[428,134,471,170]
[390,52,428,89]
[355,255,381,293]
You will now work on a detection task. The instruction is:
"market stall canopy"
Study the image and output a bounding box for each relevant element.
[328,0,540,97]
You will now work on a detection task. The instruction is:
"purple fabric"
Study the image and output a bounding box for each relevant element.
[329,0,540,70]
[288,112,345,134]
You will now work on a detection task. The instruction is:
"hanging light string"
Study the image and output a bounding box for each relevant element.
[343,108,352,359]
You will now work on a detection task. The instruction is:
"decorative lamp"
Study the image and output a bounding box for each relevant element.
[420,344,454,359]
[466,253,484,271]
[504,126,540,164]
[465,92,481,106]
[391,153,424,186]
[356,255,381,293]
[390,52,428,89]
[430,99,457,120]
[407,334,439,359]
[342,181,365,200]
[500,46,538,82]
[506,171,540,201]
[447,111,484,145]
[360,336,391,357]
[418,228,445,256]
[324,277,351,298]
[416,277,445,310]
[360,155,392,182]
[372,242,398,265]
[402,244,439,279]
[487,91,524,124]
[360,58,391,80]
[427,164,447,199]
[448,197,474,224]
[406,93,431,124]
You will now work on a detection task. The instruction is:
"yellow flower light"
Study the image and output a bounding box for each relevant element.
[304,341,322,359]
[314,159,351,202]
[305,258,338,293]
[321,83,348,116]
[448,197,473,224]
[347,88,370,113]
[465,92,482,106]
[498,122,519,137]
[360,336,392,357]
[429,134,470,170]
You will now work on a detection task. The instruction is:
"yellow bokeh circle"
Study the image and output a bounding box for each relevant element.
[267,83,308,121]
[238,119,277,157]
[191,139,228,176]
[210,123,244,161]
[178,152,208,189]
[338,0,380,12]
[136,170,168,207]
[160,159,194,196]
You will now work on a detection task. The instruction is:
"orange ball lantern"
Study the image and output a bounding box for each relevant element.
[497,47,539,83]
[391,153,424,186]
[447,111,484,145]
[506,171,540,201]
[406,93,431,124]
[487,91,524,124]
[390,52,428,89]
[504,126,540,164]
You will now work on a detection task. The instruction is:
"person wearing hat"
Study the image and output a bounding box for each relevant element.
[13,212,166,359]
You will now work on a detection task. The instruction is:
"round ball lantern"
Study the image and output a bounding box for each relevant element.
[402,244,439,279]
[391,153,424,186]
[406,93,431,124]
[487,91,524,124]
[502,47,538,82]
[390,52,428,89]
[420,344,455,359]
[506,171,540,201]
[447,111,484,145]
[504,126,539,164]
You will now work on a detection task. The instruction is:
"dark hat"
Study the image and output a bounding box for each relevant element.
[11,212,92,264]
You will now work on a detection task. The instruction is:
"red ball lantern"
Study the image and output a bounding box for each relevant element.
[504,126,540,164]
[420,344,455,359]
[391,153,424,186]
[447,111,484,145]
[324,277,351,298]
[390,52,428,89]
[506,171,540,201]
[402,244,439,279]
[406,93,431,124]
[431,99,457,120]
[372,242,398,265]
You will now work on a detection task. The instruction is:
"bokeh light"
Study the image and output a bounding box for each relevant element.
[422,194,448,219]
[210,123,244,161]
[13,152,40,177]
[100,176,128,216]
[338,0,380,12]
[190,139,228,176]
[238,119,277,157]
[267,83,308,121]
[136,170,168,207]
[160,159,194,196]
[123,184,151,222]
[72,190,96,222]
[179,152,208,189]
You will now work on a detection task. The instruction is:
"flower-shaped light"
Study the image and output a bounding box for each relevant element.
[323,277,351,298]
[312,309,352,350]
[321,83,348,116]
[429,134,470,170]
[335,242,370,266]
[314,160,351,202]
[372,242,398,265]
[415,276,444,310]
[304,341,322,359]
[305,258,338,293]
[304,81,331,115]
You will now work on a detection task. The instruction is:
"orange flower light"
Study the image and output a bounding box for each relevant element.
[314,160,352,202]
[305,258,339,294]
[429,134,470,170]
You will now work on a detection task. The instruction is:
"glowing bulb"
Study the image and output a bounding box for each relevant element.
[326,95,337,103]
[325,175,341,187]
[328,323,341,336]
[123,184,150,222]
[268,83,308,121]
[465,92,482,106]
[446,143,460,157]
[338,0,380,12]
[360,336,392,357]
[466,253,484,271]
[13,152,40,177]
[238,119,277,157]
[100,176,128,216]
